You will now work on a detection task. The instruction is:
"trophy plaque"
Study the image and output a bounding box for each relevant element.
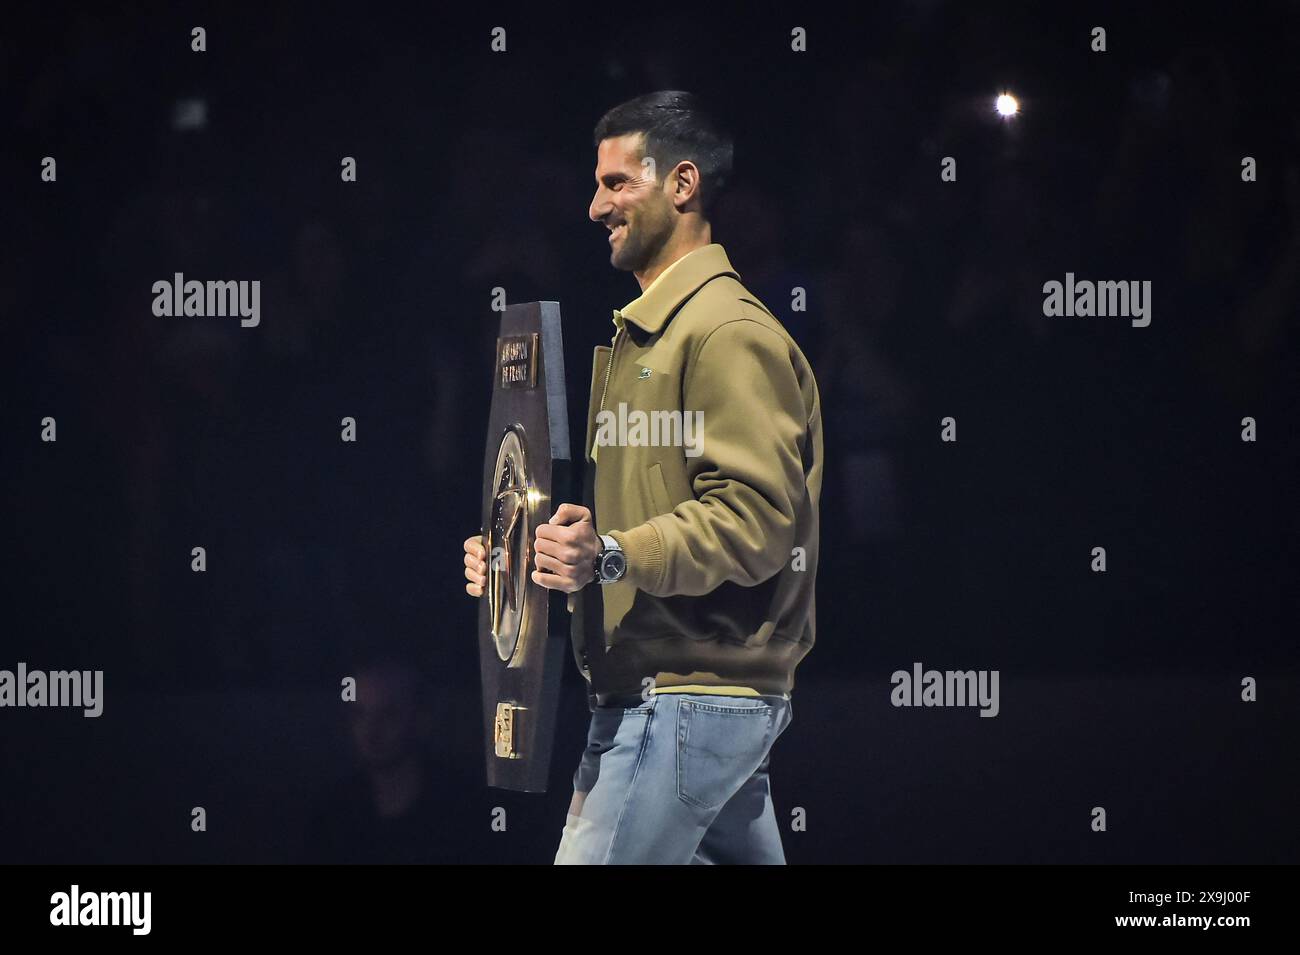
[477,302,572,792]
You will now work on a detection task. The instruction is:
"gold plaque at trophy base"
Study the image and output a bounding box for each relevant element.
[493,702,523,759]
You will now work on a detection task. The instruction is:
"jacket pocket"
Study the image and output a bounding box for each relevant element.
[648,462,672,517]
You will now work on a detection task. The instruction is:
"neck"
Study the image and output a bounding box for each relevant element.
[634,221,712,291]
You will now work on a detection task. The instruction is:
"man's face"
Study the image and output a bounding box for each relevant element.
[589,133,674,271]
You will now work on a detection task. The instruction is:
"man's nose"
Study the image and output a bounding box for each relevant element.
[589,191,610,223]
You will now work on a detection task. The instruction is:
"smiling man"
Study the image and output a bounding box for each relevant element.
[464,91,823,864]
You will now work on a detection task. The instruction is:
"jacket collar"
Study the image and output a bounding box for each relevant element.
[613,244,739,336]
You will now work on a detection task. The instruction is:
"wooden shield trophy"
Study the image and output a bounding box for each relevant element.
[478,302,572,792]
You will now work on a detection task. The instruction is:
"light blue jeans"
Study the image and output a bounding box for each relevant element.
[553,693,793,864]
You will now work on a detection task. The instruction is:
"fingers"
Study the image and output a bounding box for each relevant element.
[469,516,594,597]
[464,549,488,576]
[534,507,598,594]
[533,548,576,576]
[532,547,595,593]
[549,503,591,526]
[531,566,577,593]
[465,567,486,593]
[533,533,582,565]
[463,533,486,596]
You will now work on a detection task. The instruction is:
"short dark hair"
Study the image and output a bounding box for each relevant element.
[593,91,734,217]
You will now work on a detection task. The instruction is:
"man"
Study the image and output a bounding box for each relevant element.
[463,91,823,864]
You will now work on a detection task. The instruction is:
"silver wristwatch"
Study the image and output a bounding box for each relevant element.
[593,534,627,584]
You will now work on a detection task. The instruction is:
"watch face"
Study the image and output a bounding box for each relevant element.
[603,552,626,580]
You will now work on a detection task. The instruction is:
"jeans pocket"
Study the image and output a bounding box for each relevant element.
[675,698,774,811]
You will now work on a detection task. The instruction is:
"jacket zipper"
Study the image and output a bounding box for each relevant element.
[580,328,624,680]
[598,326,624,416]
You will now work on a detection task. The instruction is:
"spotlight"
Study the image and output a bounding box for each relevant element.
[995,92,1020,117]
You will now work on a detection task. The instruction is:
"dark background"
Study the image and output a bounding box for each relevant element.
[3,1,1297,863]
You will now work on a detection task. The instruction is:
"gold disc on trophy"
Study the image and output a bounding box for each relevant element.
[487,426,532,663]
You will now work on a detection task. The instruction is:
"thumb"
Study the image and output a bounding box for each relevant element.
[550,502,591,526]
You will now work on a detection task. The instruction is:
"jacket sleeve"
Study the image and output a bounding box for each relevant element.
[609,317,807,597]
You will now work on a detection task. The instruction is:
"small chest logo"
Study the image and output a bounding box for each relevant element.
[637,367,653,380]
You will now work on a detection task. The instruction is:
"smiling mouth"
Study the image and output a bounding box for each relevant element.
[608,222,627,243]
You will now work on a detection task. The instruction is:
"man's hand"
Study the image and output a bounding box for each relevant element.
[463,534,487,597]
[532,503,601,593]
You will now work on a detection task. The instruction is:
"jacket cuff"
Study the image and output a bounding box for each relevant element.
[609,522,665,593]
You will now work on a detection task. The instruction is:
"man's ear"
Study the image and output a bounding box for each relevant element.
[670,160,702,210]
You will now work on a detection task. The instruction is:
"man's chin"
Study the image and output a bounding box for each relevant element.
[609,244,644,271]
